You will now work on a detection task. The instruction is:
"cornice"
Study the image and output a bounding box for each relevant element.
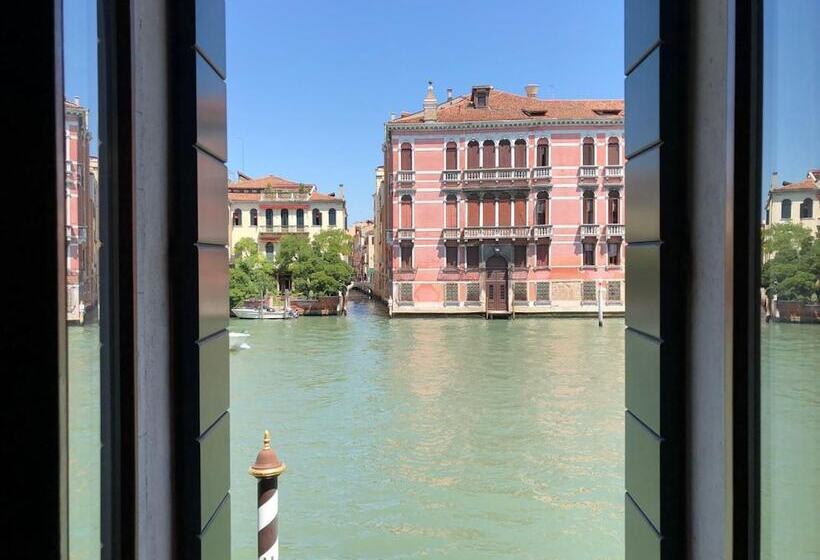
[386,118,624,133]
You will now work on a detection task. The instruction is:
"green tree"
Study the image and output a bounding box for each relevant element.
[229,237,277,307]
[273,230,354,296]
[761,224,819,302]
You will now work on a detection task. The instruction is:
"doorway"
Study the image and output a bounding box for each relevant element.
[485,254,508,313]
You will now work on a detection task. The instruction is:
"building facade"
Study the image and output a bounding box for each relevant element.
[372,165,391,300]
[765,170,819,234]
[65,98,99,324]
[377,84,626,315]
[228,173,347,262]
[349,219,375,282]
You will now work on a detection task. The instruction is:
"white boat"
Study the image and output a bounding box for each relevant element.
[231,307,297,320]
[229,332,251,351]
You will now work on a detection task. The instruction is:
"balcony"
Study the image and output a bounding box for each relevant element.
[578,165,599,184]
[258,225,308,235]
[442,227,461,240]
[441,170,461,183]
[462,168,529,189]
[261,191,310,201]
[531,166,552,185]
[580,224,600,238]
[396,170,415,184]
[463,226,530,241]
[531,224,553,239]
[604,166,624,184]
[396,228,415,241]
[606,224,625,238]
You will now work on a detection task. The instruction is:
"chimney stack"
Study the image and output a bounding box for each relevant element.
[525,84,539,98]
[447,88,453,100]
[338,183,345,199]
[423,81,438,122]
[770,171,778,191]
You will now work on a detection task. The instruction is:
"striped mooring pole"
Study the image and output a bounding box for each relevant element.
[249,430,286,560]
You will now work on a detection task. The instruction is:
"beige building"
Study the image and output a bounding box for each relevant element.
[765,170,819,234]
[228,173,347,262]
[349,220,375,282]
[372,165,389,300]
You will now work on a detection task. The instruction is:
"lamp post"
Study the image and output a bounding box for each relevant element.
[249,431,286,560]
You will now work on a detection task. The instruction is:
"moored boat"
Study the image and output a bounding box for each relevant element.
[231,307,298,319]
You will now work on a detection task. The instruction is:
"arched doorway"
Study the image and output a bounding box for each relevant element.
[485,254,508,312]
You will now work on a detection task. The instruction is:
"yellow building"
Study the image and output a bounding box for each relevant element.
[765,170,820,234]
[228,173,347,262]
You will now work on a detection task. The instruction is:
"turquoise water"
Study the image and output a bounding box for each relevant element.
[66,300,819,559]
[229,296,625,559]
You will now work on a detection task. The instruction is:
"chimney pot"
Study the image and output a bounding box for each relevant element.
[525,84,539,98]
[423,81,438,122]
[447,88,453,100]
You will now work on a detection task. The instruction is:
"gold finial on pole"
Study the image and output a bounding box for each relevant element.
[249,429,286,479]
[263,430,271,450]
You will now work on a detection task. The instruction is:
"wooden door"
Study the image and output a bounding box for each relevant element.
[485,255,508,312]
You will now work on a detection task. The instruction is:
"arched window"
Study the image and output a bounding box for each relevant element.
[445,194,458,228]
[498,194,511,226]
[280,208,289,227]
[400,142,412,171]
[536,191,549,225]
[583,191,595,224]
[265,208,273,226]
[250,208,258,226]
[467,140,480,169]
[514,139,527,168]
[400,195,413,228]
[780,199,792,220]
[329,208,337,226]
[498,139,512,168]
[800,198,813,218]
[582,137,595,166]
[445,142,458,170]
[312,208,322,226]
[232,208,242,226]
[607,137,621,165]
[296,208,304,227]
[482,140,496,169]
[466,195,480,226]
[265,242,274,261]
[608,190,621,224]
[537,138,549,167]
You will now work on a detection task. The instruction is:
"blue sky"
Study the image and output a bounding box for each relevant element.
[226,1,626,222]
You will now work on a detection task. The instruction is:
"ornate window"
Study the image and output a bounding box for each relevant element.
[582,137,595,166]
[400,142,412,170]
[536,191,549,225]
[399,283,413,302]
[250,208,258,226]
[607,281,622,303]
[232,208,242,226]
[514,139,527,168]
[466,282,481,302]
[608,190,621,224]
[445,283,458,303]
[445,141,458,170]
[514,282,528,302]
[582,281,597,302]
[583,191,595,224]
[780,199,791,220]
[607,137,621,165]
[498,139,512,168]
[800,198,813,218]
[467,140,480,168]
[536,138,549,167]
[482,140,496,168]
[536,281,550,302]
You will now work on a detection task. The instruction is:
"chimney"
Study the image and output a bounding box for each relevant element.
[525,84,539,98]
[423,81,438,122]
[447,88,453,100]
[390,112,396,121]
[338,184,345,199]
[770,171,778,191]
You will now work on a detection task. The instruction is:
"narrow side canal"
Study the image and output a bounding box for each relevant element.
[229,295,625,559]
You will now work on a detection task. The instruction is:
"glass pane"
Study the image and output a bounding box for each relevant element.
[64,0,102,557]
[760,1,820,557]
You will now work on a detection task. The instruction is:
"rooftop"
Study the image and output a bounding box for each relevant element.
[771,170,820,193]
[390,85,624,125]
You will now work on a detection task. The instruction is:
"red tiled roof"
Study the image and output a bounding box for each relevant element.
[228,174,312,190]
[391,89,624,124]
[772,178,819,192]
[310,192,340,202]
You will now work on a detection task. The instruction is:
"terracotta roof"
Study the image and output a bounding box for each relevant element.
[310,192,341,202]
[772,178,819,192]
[391,89,624,124]
[228,174,312,191]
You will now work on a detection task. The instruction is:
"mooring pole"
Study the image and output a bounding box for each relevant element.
[249,430,286,560]
[597,281,604,327]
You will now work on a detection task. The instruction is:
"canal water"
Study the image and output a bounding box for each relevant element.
[229,295,625,559]
[66,298,819,559]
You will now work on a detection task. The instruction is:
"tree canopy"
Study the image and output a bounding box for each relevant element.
[229,237,277,307]
[761,224,819,302]
[274,229,354,297]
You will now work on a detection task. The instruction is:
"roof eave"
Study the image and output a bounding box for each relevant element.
[386,117,624,132]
